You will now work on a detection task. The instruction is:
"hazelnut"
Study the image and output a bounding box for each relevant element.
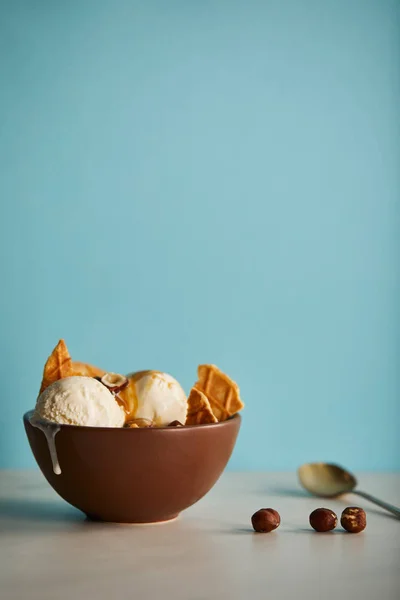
[168,420,184,427]
[251,508,281,533]
[341,507,366,533]
[309,508,337,532]
[100,373,129,394]
[125,418,153,428]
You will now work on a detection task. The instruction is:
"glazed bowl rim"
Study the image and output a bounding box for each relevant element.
[23,410,241,432]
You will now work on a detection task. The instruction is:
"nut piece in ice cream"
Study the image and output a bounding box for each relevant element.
[125,418,153,428]
[35,376,125,427]
[100,373,129,394]
[185,387,217,425]
[195,364,244,421]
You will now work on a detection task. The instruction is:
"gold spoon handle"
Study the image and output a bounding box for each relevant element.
[353,490,400,519]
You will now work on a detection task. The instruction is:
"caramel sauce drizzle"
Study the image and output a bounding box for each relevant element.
[117,370,162,421]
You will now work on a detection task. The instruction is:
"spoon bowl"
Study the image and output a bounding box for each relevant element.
[298,463,357,497]
[298,462,400,518]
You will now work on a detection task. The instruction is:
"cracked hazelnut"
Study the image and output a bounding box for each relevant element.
[309,508,337,532]
[124,418,153,428]
[168,420,184,427]
[251,508,281,533]
[100,373,129,394]
[341,507,366,533]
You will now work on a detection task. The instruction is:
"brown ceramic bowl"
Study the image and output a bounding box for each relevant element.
[23,411,241,523]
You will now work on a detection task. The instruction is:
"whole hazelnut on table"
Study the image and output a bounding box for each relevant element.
[341,507,366,533]
[251,508,281,533]
[309,508,338,532]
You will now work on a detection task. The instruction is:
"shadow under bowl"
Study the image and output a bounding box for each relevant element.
[23,411,241,523]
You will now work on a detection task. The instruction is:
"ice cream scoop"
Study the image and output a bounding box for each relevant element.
[121,371,187,426]
[34,376,125,427]
[31,376,125,475]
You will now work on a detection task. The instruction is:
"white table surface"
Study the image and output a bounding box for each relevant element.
[0,471,399,600]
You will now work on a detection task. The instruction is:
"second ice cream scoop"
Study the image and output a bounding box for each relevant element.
[121,371,187,426]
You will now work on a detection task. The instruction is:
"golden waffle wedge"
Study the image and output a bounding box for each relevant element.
[195,364,244,421]
[185,387,217,425]
[71,361,105,378]
[39,339,73,394]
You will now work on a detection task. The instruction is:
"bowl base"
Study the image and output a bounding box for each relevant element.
[85,513,180,525]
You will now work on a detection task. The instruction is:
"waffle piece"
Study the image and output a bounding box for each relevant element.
[195,364,244,421]
[39,339,73,394]
[71,361,105,378]
[185,387,217,425]
[39,340,106,395]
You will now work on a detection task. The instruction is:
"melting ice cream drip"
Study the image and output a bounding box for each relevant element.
[29,414,61,475]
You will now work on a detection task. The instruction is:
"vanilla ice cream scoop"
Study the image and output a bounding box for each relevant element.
[35,376,125,427]
[125,371,187,426]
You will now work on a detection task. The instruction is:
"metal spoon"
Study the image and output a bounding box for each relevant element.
[298,462,400,519]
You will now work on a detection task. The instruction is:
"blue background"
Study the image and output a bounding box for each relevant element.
[0,0,399,470]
